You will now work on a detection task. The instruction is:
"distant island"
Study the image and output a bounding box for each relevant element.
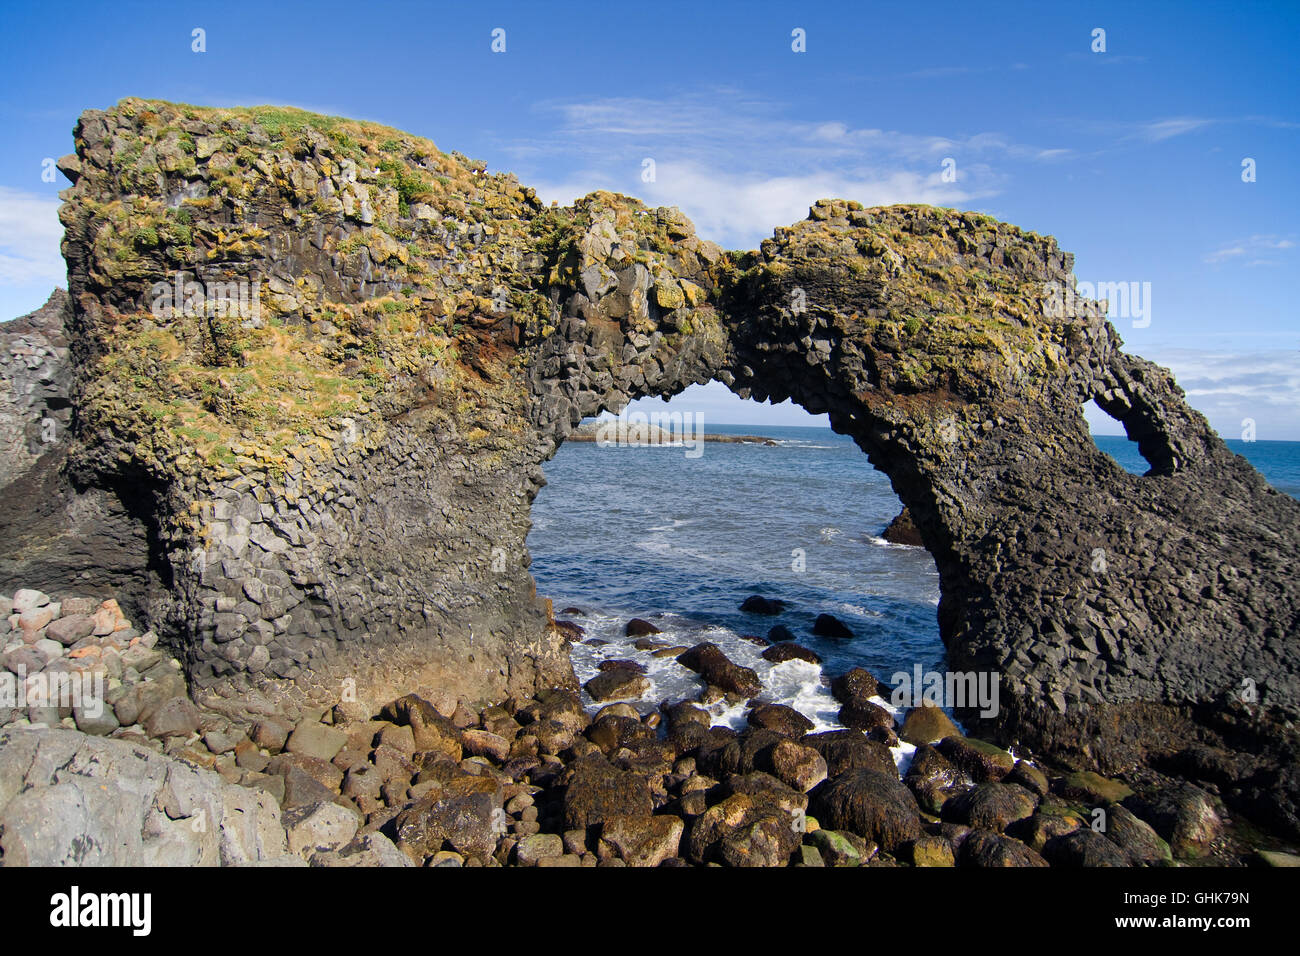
[565,421,779,445]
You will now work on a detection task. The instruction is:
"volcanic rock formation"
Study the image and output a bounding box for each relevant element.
[2,99,1297,785]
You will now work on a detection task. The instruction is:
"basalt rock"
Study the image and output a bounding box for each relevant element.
[2,98,1298,830]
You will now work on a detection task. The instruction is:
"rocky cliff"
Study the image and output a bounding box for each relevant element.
[4,98,1297,788]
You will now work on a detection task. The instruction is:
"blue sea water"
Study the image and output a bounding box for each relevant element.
[526,423,1300,736]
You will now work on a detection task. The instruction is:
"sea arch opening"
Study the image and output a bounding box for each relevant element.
[528,383,946,734]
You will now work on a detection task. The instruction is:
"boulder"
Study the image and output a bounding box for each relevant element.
[810,769,923,852]
[936,736,1015,782]
[1123,784,1222,860]
[584,668,650,702]
[812,614,854,639]
[899,703,960,745]
[600,814,684,866]
[803,730,897,778]
[940,782,1038,831]
[1102,803,1172,865]
[0,728,288,865]
[675,642,761,697]
[766,739,829,793]
[560,755,654,830]
[747,703,814,737]
[740,595,787,615]
[1042,828,1131,867]
[285,722,348,762]
[392,774,503,862]
[761,642,821,665]
[381,694,464,762]
[957,828,1049,868]
[625,618,661,637]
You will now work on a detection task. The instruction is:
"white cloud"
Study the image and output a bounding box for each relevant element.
[1146,348,1300,440]
[0,187,65,288]
[1135,117,1214,142]
[1203,234,1296,266]
[515,91,1062,249]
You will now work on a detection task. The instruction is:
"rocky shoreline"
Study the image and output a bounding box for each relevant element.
[3,585,1293,867]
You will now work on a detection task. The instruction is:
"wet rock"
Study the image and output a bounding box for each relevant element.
[687,793,801,867]
[625,618,661,637]
[881,507,924,546]
[904,743,970,815]
[1042,828,1131,867]
[747,703,814,738]
[586,714,656,756]
[515,832,564,866]
[761,641,821,665]
[393,774,503,862]
[839,698,894,733]
[584,668,650,702]
[740,595,787,615]
[808,828,875,866]
[957,828,1049,868]
[812,614,854,639]
[600,813,684,866]
[766,739,829,793]
[803,730,897,778]
[940,782,1038,831]
[811,769,923,852]
[560,755,654,830]
[1059,770,1133,805]
[1102,803,1171,865]
[899,703,960,745]
[907,835,956,866]
[1005,760,1049,797]
[461,729,511,763]
[936,736,1015,782]
[1019,801,1087,852]
[676,642,761,697]
[1123,784,1222,860]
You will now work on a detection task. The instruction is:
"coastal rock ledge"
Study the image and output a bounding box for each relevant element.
[1,99,1297,823]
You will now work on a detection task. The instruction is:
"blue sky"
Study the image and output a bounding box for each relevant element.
[0,0,1296,436]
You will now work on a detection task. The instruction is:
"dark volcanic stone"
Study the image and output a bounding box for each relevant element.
[811,769,923,852]
[812,614,854,639]
[766,625,798,643]
[740,595,787,615]
[1042,828,1131,867]
[957,829,1049,868]
[880,507,924,546]
[803,730,897,778]
[624,618,661,637]
[762,642,821,665]
[746,703,814,737]
[675,642,762,697]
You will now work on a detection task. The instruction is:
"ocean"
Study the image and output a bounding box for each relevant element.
[526,423,1300,753]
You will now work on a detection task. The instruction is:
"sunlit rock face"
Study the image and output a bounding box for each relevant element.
[3,99,1296,769]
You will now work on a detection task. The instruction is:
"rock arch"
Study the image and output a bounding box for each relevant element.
[5,100,1297,775]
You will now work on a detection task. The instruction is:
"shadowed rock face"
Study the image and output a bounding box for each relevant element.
[4,99,1297,765]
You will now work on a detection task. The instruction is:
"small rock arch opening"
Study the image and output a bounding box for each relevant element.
[1084,398,1155,476]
